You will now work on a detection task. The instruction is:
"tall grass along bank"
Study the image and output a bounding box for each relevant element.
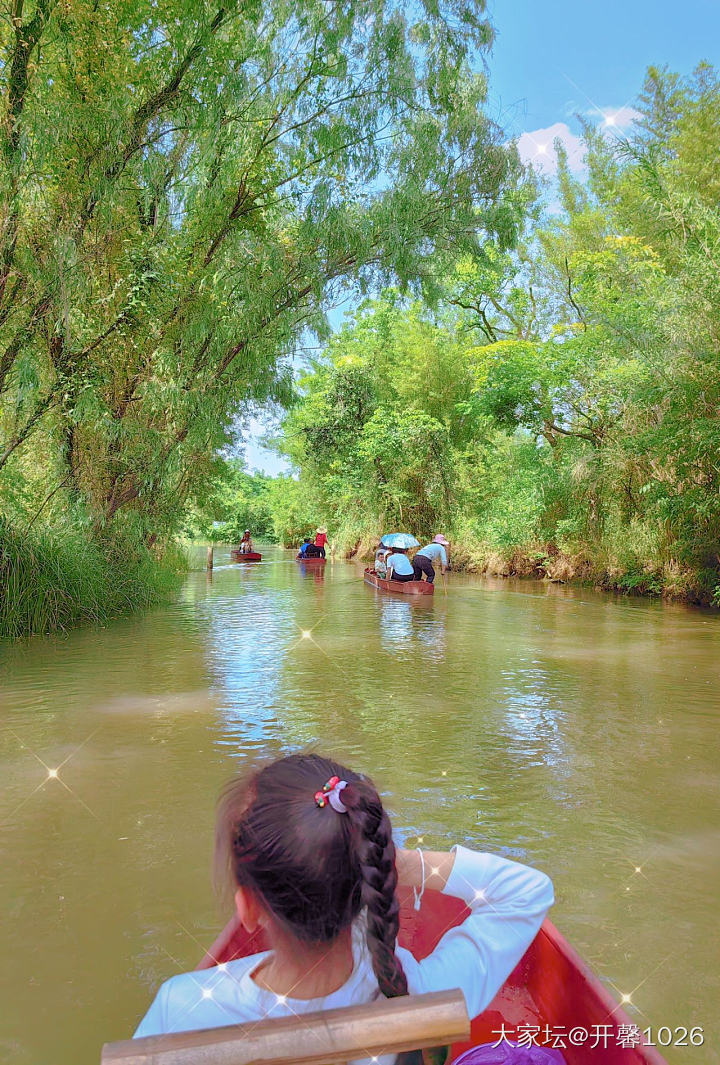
[0,518,185,639]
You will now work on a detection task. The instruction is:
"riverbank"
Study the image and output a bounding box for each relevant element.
[0,518,187,638]
[342,534,719,608]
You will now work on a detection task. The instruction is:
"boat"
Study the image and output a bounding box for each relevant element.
[296,554,326,565]
[197,889,667,1065]
[231,550,262,562]
[364,566,434,595]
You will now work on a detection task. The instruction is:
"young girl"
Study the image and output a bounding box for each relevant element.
[134,754,553,1064]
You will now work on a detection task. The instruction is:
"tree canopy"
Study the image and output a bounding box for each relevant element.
[3,8,719,629]
[0,0,518,537]
[0,0,529,631]
[269,63,720,605]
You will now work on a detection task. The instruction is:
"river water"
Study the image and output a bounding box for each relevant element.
[1,546,718,1064]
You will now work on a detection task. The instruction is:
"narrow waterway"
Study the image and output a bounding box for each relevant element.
[1,547,718,1064]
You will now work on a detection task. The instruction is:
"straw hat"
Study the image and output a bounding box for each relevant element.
[316,526,327,534]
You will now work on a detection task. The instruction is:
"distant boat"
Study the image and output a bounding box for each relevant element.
[364,567,433,595]
[196,891,667,1065]
[296,555,326,565]
[231,550,262,562]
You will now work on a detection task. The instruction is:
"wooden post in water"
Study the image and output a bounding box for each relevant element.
[206,545,214,571]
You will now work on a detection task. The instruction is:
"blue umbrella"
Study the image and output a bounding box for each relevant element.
[381,532,420,549]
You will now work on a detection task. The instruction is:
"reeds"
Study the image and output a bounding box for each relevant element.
[0,517,185,639]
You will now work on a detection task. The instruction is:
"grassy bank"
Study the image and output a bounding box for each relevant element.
[0,519,186,639]
[453,543,718,606]
[338,530,720,607]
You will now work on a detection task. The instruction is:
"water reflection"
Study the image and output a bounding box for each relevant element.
[1,552,719,1065]
[377,596,446,662]
[496,663,566,767]
[200,580,295,749]
[296,560,326,584]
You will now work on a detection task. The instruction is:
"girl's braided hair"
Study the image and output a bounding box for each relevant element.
[216,753,425,1063]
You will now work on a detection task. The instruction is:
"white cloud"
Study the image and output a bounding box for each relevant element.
[587,105,641,131]
[515,105,642,177]
[515,122,586,176]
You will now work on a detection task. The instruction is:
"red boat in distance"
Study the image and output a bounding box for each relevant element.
[196,889,667,1065]
[364,566,434,595]
[231,550,262,562]
[296,555,326,565]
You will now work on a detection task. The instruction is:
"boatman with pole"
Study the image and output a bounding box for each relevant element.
[412,535,450,584]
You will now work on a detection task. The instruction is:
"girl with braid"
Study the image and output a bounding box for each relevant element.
[135,754,554,1064]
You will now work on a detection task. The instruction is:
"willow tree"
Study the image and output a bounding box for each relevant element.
[0,0,521,546]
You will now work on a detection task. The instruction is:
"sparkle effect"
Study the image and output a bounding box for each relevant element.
[163,820,520,1062]
[514,68,640,172]
[2,728,101,825]
[4,576,671,1054]
[600,857,672,1022]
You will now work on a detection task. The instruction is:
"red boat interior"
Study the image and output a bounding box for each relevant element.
[198,890,665,1065]
[364,567,434,594]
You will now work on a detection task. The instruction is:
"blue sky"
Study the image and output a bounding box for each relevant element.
[244,0,720,475]
[486,0,720,177]
[487,0,720,134]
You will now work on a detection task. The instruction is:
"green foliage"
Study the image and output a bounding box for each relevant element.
[4,16,719,617]
[269,63,720,604]
[0,0,518,631]
[264,476,321,547]
[355,406,454,531]
[0,515,184,639]
[272,293,488,545]
[463,433,552,550]
[614,569,664,597]
[0,0,513,536]
[183,459,275,542]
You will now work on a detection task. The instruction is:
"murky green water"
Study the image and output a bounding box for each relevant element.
[1,546,718,1064]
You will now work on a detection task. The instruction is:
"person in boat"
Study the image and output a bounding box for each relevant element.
[301,537,324,558]
[374,544,390,578]
[134,753,554,1065]
[386,545,415,582]
[314,526,328,558]
[412,535,450,584]
[237,529,254,555]
[297,537,313,558]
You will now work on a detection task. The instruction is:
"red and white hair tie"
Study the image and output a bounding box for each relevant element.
[314,775,348,813]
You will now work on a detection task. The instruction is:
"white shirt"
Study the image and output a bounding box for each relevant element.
[386,552,414,576]
[134,847,553,1064]
[416,543,448,567]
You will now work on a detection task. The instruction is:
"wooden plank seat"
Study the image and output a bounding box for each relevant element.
[101,988,470,1065]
